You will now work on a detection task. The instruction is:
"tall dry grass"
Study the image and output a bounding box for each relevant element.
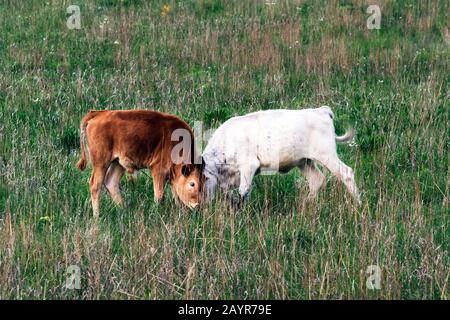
[0,0,448,299]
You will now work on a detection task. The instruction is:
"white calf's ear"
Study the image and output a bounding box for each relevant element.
[200,156,206,170]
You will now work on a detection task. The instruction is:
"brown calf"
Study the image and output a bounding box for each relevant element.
[76,110,203,217]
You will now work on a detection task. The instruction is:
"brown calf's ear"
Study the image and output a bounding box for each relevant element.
[181,164,193,176]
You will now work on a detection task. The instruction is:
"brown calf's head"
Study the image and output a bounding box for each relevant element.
[170,163,204,208]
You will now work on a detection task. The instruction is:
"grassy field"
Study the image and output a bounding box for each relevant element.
[0,0,448,299]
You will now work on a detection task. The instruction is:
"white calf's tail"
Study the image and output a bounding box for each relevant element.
[335,129,355,144]
[318,106,355,144]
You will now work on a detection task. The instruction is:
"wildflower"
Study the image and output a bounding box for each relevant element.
[39,216,51,224]
[161,4,171,17]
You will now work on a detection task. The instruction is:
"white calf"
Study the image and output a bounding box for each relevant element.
[202,106,361,207]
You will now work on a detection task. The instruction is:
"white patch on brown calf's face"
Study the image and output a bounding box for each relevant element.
[171,167,201,208]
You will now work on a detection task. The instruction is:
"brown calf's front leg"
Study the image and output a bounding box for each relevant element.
[150,165,167,204]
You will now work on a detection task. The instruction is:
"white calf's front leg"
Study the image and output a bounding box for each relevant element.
[237,160,260,206]
[204,174,218,201]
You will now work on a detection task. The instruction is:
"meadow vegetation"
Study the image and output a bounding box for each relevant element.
[0,0,448,299]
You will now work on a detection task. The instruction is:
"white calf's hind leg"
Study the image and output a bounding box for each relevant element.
[315,154,361,205]
[299,160,326,201]
[104,161,125,206]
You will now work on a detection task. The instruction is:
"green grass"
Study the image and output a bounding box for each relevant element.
[0,0,448,299]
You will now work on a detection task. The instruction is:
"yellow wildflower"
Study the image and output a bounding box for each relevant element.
[161,4,171,17]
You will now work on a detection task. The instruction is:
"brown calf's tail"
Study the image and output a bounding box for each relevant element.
[76,110,103,170]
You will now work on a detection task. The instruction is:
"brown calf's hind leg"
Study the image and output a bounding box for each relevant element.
[105,160,125,206]
[89,165,108,217]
